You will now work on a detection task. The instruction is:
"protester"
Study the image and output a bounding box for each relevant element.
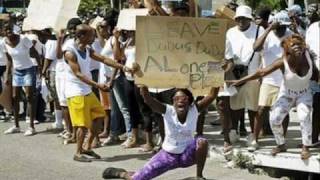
[41,29,64,131]
[63,24,135,162]
[102,86,219,180]
[247,11,293,151]
[306,18,320,144]
[230,34,318,159]
[223,5,264,150]
[2,21,39,136]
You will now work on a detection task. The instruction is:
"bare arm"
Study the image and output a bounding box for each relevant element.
[56,33,65,59]
[140,85,166,114]
[5,53,12,85]
[65,51,107,91]
[144,0,169,16]
[253,22,278,51]
[42,59,52,78]
[196,87,219,112]
[89,49,125,70]
[231,58,284,86]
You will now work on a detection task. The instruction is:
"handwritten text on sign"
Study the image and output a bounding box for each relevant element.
[136,16,227,93]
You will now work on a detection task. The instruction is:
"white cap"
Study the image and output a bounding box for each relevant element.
[272,10,291,26]
[234,5,253,19]
[287,4,302,15]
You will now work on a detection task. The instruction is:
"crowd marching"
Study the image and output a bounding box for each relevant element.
[0,0,320,179]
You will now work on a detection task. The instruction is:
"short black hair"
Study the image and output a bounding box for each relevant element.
[172,88,194,105]
[67,18,82,30]
[256,6,271,21]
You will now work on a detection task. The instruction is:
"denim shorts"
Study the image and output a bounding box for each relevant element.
[12,66,36,87]
[310,81,320,95]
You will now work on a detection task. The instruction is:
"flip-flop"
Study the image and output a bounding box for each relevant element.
[82,150,101,159]
[138,144,154,152]
[102,167,127,179]
[271,145,287,156]
[73,155,92,162]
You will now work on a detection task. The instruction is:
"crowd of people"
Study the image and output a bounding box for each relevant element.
[0,0,320,179]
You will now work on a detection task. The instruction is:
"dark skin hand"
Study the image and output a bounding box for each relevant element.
[140,85,219,123]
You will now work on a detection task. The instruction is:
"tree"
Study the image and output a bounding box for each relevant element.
[78,0,111,15]
[243,0,305,10]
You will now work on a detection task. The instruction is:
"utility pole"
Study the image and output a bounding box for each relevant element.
[288,0,295,7]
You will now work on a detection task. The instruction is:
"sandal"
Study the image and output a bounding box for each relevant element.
[301,149,311,160]
[73,154,92,162]
[223,143,233,154]
[271,145,287,156]
[82,150,101,159]
[102,167,127,179]
[139,144,154,153]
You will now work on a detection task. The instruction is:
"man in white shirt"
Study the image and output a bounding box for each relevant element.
[248,11,293,151]
[223,5,263,150]
[306,20,320,144]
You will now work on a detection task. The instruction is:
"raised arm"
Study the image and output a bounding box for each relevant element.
[231,58,284,86]
[253,22,278,51]
[196,87,219,112]
[140,85,166,114]
[56,30,66,59]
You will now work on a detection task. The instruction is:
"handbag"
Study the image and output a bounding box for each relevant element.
[232,26,260,81]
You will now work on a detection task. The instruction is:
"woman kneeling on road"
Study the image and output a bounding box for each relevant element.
[102,86,219,180]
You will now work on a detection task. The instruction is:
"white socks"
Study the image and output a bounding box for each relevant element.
[54,110,63,128]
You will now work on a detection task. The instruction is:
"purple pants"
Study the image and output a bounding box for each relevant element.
[131,137,206,180]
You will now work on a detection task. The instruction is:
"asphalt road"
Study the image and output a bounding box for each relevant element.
[0,119,275,180]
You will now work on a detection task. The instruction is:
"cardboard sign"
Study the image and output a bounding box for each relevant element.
[22,0,80,31]
[135,16,227,94]
[0,14,9,20]
[116,9,149,31]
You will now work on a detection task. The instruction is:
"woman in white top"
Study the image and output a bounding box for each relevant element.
[230,34,318,159]
[2,21,40,136]
[103,86,219,180]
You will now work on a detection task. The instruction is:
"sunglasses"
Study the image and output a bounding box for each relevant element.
[173,95,189,102]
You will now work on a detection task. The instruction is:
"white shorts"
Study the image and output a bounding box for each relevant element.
[55,72,67,106]
[230,81,260,111]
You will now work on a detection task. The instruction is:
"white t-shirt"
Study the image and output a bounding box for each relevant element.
[99,37,114,83]
[90,39,102,71]
[124,46,135,81]
[261,30,292,87]
[225,23,264,75]
[25,34,45,66]
[63,39,92,98]
[162,104,199,154]
[45,39,59,71]
[3,35,34,70]
[306,21,320,70]
[0,38,7,66]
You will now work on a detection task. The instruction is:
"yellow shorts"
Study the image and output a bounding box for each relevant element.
[258,83,280,107]
[67,92,105,129]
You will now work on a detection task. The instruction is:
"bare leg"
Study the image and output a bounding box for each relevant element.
[99,110,110,138]
[196,139,208,178]
[248,110,257,134]
[12,87,21,128]
[62,106,72,133]
[254,107,269,141]
[76,127,85,155]
[217,97,232,150]
[25,86,35,129]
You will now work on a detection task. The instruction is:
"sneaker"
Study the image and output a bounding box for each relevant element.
[246,133,254,146]
[24,128,36,136]
[102,135,120,146]
[47,123,64,132]
[118,133,127,141]
[4,126,21,134]
[26,119,40,124]
[229,130,240,144]
[62,132,72,139]
[247,140,259,152]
